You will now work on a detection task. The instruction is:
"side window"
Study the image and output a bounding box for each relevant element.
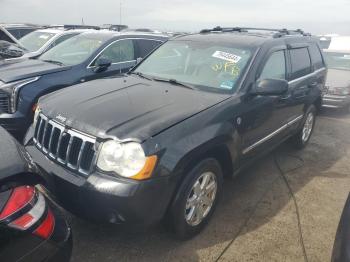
[136,39,163,58]
[0,29,13,42]
[259,50,286,80]
[6,28,21,39]
[290,48,312,80]
[48,34,77,50]
[18,29,34,38]
[97,39,135,64]
[308,43,325,70]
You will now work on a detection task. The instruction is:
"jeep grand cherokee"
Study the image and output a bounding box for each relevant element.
[24,27,326,239]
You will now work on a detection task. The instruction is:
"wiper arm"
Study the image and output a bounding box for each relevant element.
[42,59,64,66]
[153,77,195,90]
[129,71,153,81]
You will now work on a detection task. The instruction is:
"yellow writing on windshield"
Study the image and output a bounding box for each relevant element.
[212,61,240,77]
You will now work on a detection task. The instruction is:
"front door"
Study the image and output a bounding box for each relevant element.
[84,39,137,81]
[240,48,293,156]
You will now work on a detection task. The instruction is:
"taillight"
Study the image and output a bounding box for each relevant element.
[0,186,55,240]
[0,186,35,220]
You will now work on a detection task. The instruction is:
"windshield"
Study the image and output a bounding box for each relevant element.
[19,31,56,52]
[324,52,350,70]
[39,34,105,66]
[134,40,253,93]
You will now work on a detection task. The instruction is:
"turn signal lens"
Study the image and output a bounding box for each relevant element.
[131,155,158,180]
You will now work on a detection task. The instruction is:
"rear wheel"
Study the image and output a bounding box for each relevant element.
[290,105,316,149]
[168,158,223,239]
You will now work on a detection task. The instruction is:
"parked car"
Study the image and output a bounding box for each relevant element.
[14,25,99,59]
[24,27,325,239]
[331,193,350,262]
[0,23,43,45]
[0,31,168,139]
[0,40,27,59]
[0,126,72,261]
[101,24,128,32]
[321,36,350,111]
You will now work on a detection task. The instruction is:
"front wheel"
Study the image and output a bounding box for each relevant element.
[168,158,223,239]
[290,105,316,149]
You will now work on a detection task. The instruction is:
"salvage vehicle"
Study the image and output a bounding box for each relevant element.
[0,31,168,139]
[16,25,100,59]
[321,36,350,111]
[0,126,72,261]
[0,23,43,45]
[101,24,128,32]
[24,27,325,239]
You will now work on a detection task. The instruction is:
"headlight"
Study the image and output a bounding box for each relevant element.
[33,105,41,127]
[0,77,40,113]
[97,140,157,180]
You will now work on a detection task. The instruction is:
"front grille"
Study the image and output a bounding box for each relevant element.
[33,114,97,176]
[0,90,10,113]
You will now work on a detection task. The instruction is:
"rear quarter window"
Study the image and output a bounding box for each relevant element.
[308,44,325,70]
[290,48,312,80]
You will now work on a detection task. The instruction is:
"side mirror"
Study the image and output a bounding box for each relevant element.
[251,79,289,96]
[93,58,112,73]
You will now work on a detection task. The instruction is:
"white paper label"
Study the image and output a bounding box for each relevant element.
[212,51,241,63]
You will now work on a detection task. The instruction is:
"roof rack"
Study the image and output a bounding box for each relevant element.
[46,24,100,30]
[200,26,311,38]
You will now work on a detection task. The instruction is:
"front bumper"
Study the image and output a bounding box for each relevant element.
[25,144,176,226]
[322,94,350,109]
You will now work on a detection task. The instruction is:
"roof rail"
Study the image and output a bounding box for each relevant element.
[200,26,311,38]
[46,25,100,30]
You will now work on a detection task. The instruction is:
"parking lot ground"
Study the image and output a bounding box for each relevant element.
[69,110,350,262]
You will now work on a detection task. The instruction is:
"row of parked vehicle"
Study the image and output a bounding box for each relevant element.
[0,24,349,261]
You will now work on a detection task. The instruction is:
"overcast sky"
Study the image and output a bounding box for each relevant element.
[1,0,349,34]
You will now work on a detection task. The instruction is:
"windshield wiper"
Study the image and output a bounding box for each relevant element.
[129,71,153,81]
[42,59,65,66]
[152,77,195,90]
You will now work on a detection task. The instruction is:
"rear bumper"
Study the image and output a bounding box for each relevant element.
[25,144,176,226]
[322,94,350,109]
[47,204,73,262]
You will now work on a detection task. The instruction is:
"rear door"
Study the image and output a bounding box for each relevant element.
[286,45,324,131]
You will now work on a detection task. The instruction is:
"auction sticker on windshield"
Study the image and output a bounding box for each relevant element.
[212,51,241,63]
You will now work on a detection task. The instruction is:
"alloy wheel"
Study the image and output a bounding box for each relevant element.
[185,172,218,226]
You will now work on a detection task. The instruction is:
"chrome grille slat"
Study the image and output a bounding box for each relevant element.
[0,91,9,113]
[76,141,86,168]
[41,121,50,153]
[65,135,74,164]
[34,113,97,176]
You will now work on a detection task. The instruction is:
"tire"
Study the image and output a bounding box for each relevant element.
[290,105,316,149]
[168,158,223,240]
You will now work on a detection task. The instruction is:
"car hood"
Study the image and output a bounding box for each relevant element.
[40,75,230,141]
[0,58,71,83]
[0,127,37,182]
[326,68,350,89]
